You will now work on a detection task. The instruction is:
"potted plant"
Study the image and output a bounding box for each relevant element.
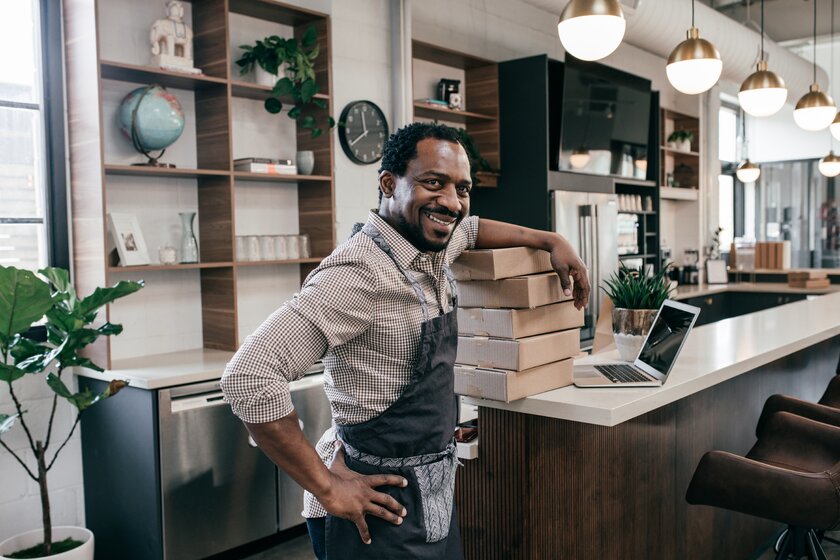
[667,129,694,152]
[235,26,335,138]
[449,126,500,187]
[0,266,143,559]
[601,264,675,361]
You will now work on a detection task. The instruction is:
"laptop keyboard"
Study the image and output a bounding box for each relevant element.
[594,364,655,383]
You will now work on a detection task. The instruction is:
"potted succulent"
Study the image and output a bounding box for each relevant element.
[235,26,335,138]
[601,264,675,361]
[0,266,142,559]
[667,129,694,152]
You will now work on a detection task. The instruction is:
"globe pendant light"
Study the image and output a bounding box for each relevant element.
[569,147,591,169]
[557,0,626,62]
[831,112,840,140]
[738,0,787,117]
[794,0,836,131]
[737,110,760,183]
[666,0,722,95]
[820,150,840,177]
[736,159,761,183]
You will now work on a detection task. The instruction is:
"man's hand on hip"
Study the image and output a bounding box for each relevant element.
[319,442,408,545]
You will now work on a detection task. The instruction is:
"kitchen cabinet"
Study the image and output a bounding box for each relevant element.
[679,292,809,326]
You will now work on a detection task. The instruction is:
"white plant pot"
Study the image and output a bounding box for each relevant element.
[677,139,691,152]
[254,66,278,87]
[0,527,93,560]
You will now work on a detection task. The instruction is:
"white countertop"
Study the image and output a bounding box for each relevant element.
[672,282,838,299]
[464,291,840,427]
[77,348,234,390]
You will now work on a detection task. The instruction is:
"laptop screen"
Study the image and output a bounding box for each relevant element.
[637,303,698,375]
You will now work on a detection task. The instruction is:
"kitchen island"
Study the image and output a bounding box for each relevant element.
[455,290,840,560]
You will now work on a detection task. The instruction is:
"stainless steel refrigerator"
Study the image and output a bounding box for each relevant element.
[551,190,619,343]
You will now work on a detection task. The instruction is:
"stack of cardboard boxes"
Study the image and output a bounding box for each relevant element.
[788,270,831,289]
[451,247,584,402]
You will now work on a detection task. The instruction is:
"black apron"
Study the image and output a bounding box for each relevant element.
[324,226,462,560]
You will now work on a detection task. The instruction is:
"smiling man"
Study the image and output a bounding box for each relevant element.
[221,123,589,560]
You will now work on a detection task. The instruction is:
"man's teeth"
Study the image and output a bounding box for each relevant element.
[424,211,455,225]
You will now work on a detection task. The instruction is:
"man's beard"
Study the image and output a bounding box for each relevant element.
[397,207,462,252]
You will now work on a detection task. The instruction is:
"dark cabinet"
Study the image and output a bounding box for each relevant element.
[680,291,810,326]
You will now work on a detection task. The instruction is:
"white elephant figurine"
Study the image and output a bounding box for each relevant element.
[149,0,200,74]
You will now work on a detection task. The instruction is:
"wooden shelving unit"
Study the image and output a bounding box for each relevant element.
[65,0,336,366]
[660,109,700,192]
[411,40,500,187]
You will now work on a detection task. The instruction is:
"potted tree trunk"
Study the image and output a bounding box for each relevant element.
[601,264,675,361]
[0,266,142,558]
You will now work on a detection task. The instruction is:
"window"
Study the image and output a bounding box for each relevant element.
[0,0,67,272]
[718,101,747,253]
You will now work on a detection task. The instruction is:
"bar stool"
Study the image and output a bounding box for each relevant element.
[755,374,840,437]
[686,411,840,560]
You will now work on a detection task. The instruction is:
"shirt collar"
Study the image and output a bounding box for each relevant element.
[364,211,445,271]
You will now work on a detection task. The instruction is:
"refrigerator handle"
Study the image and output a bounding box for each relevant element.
[592,205,601,322]
[579,205,595,329]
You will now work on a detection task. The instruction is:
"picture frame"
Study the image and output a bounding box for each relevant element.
[706,259,728,285]
[108,212,150,266]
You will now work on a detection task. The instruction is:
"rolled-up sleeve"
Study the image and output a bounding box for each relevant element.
[221,257,378,423]
[445,214,480,264]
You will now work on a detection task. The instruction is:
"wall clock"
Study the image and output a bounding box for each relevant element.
[338,100,389,165]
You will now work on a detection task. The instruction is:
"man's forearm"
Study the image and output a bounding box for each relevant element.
[475,218,562,251]
[245,412,333,502]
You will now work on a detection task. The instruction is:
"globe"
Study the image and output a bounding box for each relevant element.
[117,85,185,164]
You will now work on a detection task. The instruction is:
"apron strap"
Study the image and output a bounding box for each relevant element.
[441,266,458,309]
[362,227,431,322]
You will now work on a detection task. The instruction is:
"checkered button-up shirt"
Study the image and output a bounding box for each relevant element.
[221,211,479,517]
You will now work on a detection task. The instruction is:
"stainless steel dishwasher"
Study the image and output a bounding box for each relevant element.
[279,367,333,530]
[158,380,276,560]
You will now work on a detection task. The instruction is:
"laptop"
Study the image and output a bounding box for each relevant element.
[573,299,701,388]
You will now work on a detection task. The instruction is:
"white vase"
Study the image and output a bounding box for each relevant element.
[0,526,94,560]
[296,150,315,175]
[678,139,691,152]
[254,66,278,87]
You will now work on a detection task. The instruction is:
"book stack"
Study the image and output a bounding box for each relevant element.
[753,241,791,270]
[788,270,831,289]
[452,247,584,402]
[234,157,297,175]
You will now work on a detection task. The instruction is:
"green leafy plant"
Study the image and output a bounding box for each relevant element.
[235,26,335,138]
[601,264,675,310]
[449,126,499,186]
[0,266,143,556]
[667,129,695,144]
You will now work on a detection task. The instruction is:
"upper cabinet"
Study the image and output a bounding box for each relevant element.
[63,0,336,367]
[411,41,500,187]
[659,109,700,201]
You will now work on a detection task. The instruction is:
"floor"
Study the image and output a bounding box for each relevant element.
[237,529,840,560]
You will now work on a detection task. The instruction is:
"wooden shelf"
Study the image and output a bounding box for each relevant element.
[108,262,234,273]
[236,258,322,267]
[99,60,227,90]
[618,210,656,215]
[230,79,331,102]
[228,0,325,25]
[660,146,700,157]
[105,164,230,179]
[413,102,495,124]
[233,171,331,183]
[660,186,699,201]
[619,253,656,260]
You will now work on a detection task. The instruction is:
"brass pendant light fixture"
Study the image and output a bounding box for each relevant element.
[794,0,836,131]
[557,0,626,61]
[666,0,722,94]
[738,0,787,117]
[736,108,761,183]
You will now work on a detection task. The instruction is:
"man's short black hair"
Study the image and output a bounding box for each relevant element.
[377,123,467,202]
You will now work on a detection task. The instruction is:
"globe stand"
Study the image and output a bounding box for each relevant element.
[128,84,179,169]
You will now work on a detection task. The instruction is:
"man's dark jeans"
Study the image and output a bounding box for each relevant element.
[306,517,326,560]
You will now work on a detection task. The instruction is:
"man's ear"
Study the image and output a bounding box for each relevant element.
[378,171,397,199]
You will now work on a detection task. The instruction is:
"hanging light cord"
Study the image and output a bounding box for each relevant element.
[691,0,695,28]
[815,0,819,84]
[761,0,765,61]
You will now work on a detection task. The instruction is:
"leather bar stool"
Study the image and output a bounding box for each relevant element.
[755,374,840,437]
[686,411,840,560]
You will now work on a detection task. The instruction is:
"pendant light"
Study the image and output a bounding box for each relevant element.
[794,0,836,131]
[557,0,626,61]
[738,0,787,117]
[569,147,591,169]
[666,0,722,95]
[820,151,840,176]
[736,109,761,183]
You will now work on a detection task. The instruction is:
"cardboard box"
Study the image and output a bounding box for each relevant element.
[457,272,570,309]
[788,278,831,289]
[457,329,580,371]
[458,301,584,339]
[788,270,828,281]
[452,247,553,280]
[454,358,574,402]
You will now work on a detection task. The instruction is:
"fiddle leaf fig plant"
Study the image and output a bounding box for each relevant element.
[236,26,335,138]
[0,265,143,557]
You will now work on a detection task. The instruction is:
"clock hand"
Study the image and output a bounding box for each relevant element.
[361,111,368,133]
[349,130,368,146]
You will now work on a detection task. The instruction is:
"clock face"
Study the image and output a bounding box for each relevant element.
[339,100,389,165]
